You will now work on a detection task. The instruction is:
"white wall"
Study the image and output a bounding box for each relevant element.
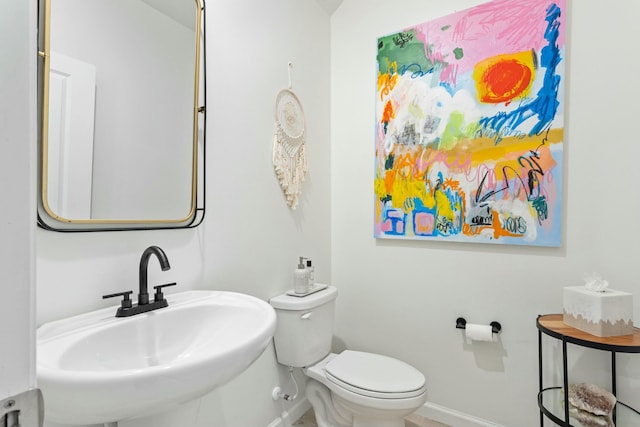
[198,0,332,424]
[201,0,332,302]
[331,1,640,426]
[37,0,330,426]
[0,0,36,399]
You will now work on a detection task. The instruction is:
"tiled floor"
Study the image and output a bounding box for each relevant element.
[293,408,450,427]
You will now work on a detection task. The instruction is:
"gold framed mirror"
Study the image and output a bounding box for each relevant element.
[37,0,205,231]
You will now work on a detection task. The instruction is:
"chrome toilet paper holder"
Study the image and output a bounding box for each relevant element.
[456,317,502,334]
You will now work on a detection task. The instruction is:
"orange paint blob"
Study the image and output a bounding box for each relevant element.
[474,51,535,104]
[384,170,395,194]
[382,101,395,123]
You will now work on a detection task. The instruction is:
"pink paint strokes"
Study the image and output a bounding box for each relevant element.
[414,0,566,85]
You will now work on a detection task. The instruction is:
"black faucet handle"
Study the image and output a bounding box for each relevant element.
[153,283,176,302]
[102,290,134,309]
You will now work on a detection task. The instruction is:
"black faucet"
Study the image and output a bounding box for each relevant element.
[103,246,176,317]
[138,245,171,305]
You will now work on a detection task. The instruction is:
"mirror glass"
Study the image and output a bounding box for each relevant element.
[38,0,205,230]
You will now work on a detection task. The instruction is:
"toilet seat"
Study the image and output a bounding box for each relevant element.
[324,350,426,399]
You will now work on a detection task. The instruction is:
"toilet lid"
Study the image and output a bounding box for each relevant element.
[325,350,425,399]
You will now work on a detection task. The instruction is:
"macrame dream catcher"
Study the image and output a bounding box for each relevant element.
[273,67,307,209]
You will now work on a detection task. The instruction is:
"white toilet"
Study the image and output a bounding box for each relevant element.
[270,286,427,427]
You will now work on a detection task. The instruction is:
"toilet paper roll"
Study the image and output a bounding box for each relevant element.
[465,323,495,342]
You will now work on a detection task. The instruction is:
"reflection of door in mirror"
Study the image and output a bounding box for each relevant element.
[47,52,96,219]
[48,0,196,221]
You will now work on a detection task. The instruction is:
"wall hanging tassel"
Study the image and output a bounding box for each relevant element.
[272,62,307,209]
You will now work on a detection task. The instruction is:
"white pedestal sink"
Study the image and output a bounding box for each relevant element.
[37,290,276,425]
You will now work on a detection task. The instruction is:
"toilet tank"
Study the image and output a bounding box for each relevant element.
[269,286,338,367]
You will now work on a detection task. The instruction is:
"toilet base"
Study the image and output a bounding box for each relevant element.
[306,379,418,427]
[344,397,412,427]
[306,379,352,427]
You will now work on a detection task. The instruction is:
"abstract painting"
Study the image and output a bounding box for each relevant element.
[374,0,566,246]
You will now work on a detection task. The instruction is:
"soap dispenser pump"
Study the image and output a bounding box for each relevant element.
[293,257,309,294]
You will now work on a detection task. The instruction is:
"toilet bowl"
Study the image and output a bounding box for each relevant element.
[305,352,427,427]
[269,286,427,427]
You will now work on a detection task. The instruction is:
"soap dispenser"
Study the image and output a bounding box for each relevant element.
[293,257,309,294]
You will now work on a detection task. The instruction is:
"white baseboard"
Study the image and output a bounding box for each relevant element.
[417,402,506,427]
[267,397,312,427]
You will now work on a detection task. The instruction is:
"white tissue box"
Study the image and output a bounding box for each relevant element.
[563,286,634,337]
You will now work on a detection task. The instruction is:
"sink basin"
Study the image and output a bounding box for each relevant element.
[37,290,276,425]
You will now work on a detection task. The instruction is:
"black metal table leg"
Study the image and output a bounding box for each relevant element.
[612,351,617,425]
[562,338,569,426]
[539,327,543,427]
